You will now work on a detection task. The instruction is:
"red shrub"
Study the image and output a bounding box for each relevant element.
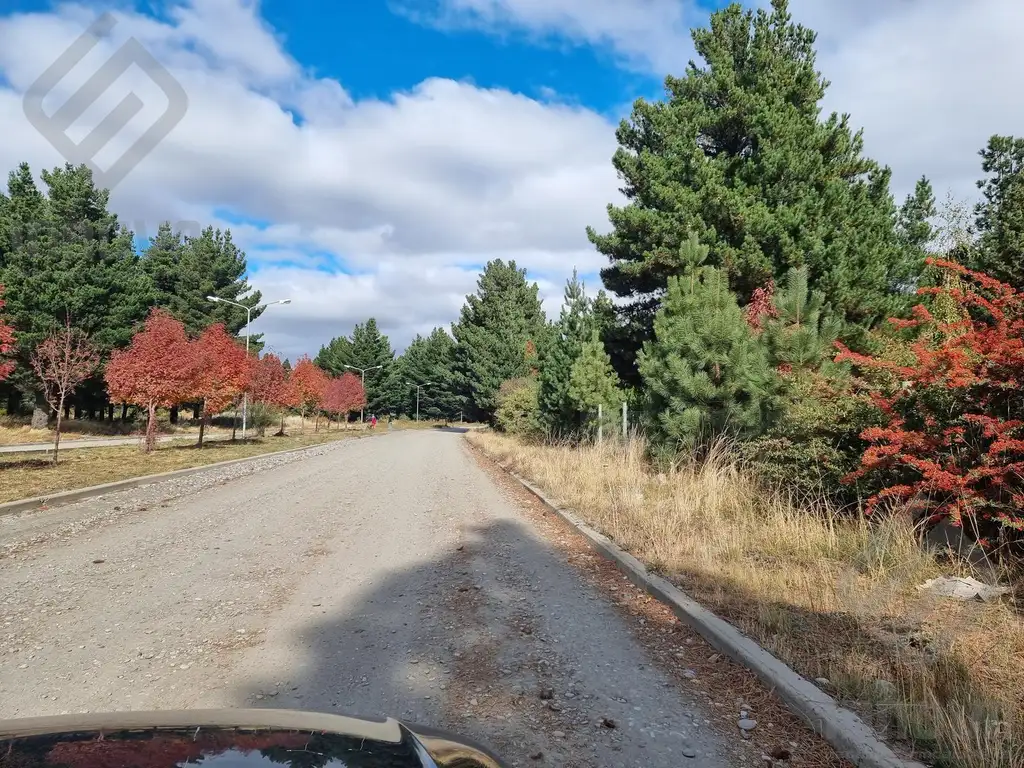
[745,278,777,331]
[836,259,1024,541]
[0,285,16,381]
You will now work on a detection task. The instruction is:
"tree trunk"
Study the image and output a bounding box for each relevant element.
[5,389,20,416]
[145,403,157,453]
[198,412,207,448]
[108,403,115,421]
[121,403,129,421]
[30,392,49,429]
[193,404,201,420]
[64,402,72,420]
[88,406,96,420]
[276,412,286,437]
[169,406,179,424]
[52,396,64,465]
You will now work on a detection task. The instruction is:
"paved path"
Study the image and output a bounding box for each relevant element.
[0,430,742,767]
[0,433,233,454]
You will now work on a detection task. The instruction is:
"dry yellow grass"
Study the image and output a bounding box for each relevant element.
[0,413,234,445]
[468,431,1024,768]
[0,429,363,504]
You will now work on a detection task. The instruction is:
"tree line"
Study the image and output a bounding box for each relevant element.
[2,0,1022,546]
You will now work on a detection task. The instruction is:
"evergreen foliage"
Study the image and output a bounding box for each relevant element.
[451,259,546,422]
[638,234,775,451]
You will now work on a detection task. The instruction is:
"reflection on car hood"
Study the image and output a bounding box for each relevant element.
[0,709,508,768]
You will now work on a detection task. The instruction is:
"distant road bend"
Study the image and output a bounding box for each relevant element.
[0,429,750,767]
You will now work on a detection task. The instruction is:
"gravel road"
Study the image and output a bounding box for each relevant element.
[0,429,746,767]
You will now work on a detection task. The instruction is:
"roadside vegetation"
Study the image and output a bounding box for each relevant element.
[0,429,358,505]
[0,413,441,504]
[470,431,1023,768]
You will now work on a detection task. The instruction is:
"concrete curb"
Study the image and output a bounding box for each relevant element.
[496,463,925,768]
[0,435,368,517]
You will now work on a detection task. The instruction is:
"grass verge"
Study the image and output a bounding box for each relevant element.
[467,431,1024,768]
[0,429,360,505]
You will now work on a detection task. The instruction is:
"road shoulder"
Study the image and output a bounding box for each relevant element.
[465,437,853,768]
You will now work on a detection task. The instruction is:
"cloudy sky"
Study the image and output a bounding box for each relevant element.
[1,0,1021,362]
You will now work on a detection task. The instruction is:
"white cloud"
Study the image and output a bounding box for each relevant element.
[394,0,702,74]
[420,0,1024,204]
[792,0,1024,204]
[0,0,621,360]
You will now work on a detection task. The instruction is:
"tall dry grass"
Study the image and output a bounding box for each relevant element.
[469,431,1024,768]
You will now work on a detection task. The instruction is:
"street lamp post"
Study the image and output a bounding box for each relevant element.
[343,364,382,423]
[206,296,291,440]
[407,381,433,422]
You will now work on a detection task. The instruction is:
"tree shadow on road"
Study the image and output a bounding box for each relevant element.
[228,509,721,768]
[230,518,557,765]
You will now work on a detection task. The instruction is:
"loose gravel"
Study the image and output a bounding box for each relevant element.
[1,430,752,766]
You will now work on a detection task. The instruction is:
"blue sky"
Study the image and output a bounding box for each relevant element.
[1,0,1022,359]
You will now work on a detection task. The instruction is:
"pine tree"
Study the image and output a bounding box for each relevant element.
[318,319,400,417]
[971,134,1024,289]
[896,177,937,289]
[175,227,265,347]
[760,265,842,378]
[452,260,546,422]
[567,331,621,435]
[537,270,596,436]
[315,334,354,375]
[638,234,775,451]
[587,0,915,380]
[399,327,462,420]
[141,222,186,313]
[0,163,152,424]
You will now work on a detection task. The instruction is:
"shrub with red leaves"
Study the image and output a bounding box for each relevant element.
[0,285,16,382]
[836,258,1024,544]
[745,278,778,332]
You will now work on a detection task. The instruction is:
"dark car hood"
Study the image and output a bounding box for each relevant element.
[0,709,508,768]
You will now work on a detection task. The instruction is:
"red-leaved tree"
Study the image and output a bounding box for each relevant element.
[289,355,329,431]
[106,310,198,453]
[836,258,1024,546]
[30,318,100,463]
[249,352,297,436]
[322,372,366,428]
[190,324,251,447]
[0,285,16,382]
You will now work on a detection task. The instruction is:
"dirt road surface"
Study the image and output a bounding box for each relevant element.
[1,429,788,767]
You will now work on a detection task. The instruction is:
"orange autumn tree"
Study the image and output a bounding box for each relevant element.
[322,372,366,428]
[0,285,15,382]
[837,258,1024,546]
[106,310,198,453]
[289,355,328,431]
[190,323,251,447]
[249,352,296,435]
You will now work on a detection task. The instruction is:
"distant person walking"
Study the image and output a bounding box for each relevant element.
[370,415,378,430]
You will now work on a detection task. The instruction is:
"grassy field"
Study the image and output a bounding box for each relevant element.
[0,413,232,445]
[0,428,365,505]
[468,431,1024,768]
[0,412,454,446]
[0,415,455,504]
